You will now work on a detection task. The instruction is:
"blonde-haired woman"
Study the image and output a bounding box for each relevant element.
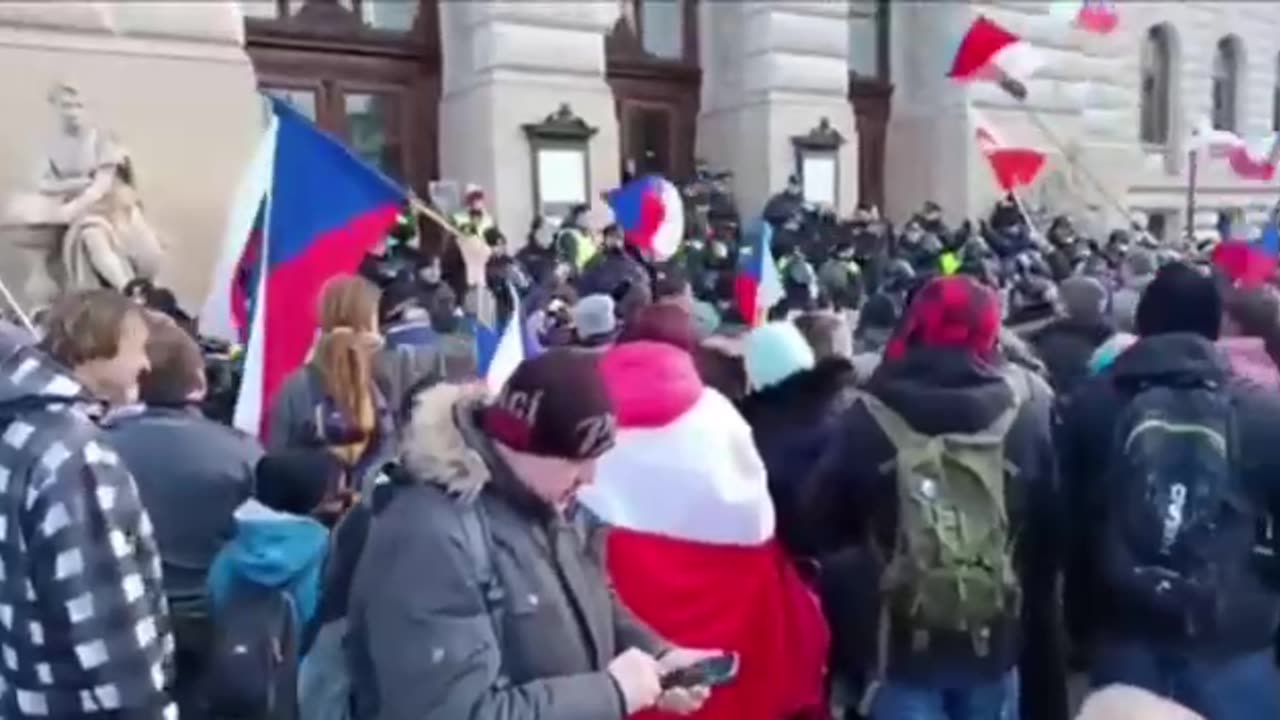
[269,275,394,517]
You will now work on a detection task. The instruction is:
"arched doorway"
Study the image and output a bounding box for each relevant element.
[243,0,440,196]
[607,0,701,182]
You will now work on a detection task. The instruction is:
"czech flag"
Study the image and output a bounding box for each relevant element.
[1050,0,1119,34]
[733,220,785,327]
[475,288,542,393]
[948,15,1043,101]
[973,109,1047,192]
[579,341,830,720]
[202,96,403,435]
[605,174,684,261]
[1213,210,1280,289]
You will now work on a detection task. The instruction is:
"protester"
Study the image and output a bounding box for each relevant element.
[1218,285,1280,388]
[619,302,700,352]
[739,321,857,552]
[1111,249,1156,333]
[793,310,855,361]
[207,449,335,635]
[269,275,394,507]
[1030,275,1115,395]
[802,275,1064,720]
[0,289,175,718]
[105,314,260,717]
[852,293,899,381]
[1059,263,1280,719]
[571,294,620,351]
[347,350,714,720]
[580,341,830,720]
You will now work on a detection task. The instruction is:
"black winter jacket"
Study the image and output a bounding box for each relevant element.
[1057,333,1280,661]
[737,358,859,553]
[801,348,1065,720]
[1030,317,1114,396]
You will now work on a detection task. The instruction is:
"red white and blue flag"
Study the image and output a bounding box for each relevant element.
[605,174,684,261]
[733,220,784,327]
[202,96,403,435]
[1213,205,1280,289]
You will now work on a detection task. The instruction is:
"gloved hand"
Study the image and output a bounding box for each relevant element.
[655,648,721,715]
[607,648,662,714]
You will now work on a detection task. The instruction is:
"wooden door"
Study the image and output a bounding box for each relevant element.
[245,0,440,195]
[849,77,893,212]
[607,0,701,182]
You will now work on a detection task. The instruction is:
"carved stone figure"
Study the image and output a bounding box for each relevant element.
[2,83,164,305]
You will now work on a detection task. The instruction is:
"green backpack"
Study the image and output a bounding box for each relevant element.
[858,378,1024,659]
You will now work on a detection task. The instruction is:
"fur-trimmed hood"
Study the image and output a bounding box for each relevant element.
[398,382,494,499]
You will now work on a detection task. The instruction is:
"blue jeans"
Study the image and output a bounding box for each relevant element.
[1091,644,1280,720]
[870,672,1018,720]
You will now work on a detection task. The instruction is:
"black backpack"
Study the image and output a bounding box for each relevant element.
[1100,378,1256,639]
[205,588,299,720]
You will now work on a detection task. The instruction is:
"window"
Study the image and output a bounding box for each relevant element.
[1273,54,1280,132]
[636,0,684,60]
[1140,25,1172,144]
[848,0,889,80]
[1212,37,1241,132]
[242,0,417,32]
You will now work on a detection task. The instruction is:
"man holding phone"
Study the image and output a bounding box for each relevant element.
[348,351,725,720]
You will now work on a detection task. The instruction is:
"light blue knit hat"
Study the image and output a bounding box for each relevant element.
[743,321,816,392]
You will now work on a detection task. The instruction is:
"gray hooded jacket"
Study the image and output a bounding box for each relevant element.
[347,383,668,720]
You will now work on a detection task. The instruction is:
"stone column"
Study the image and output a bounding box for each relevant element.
[438,1,620,245]
[697,1,858,219]
[0,1,260,307]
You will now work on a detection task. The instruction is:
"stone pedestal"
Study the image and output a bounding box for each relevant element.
[0,1,261,309]
[697,2,857,219]
[438,2,620,246]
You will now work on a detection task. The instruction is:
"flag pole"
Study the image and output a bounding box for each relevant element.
[0,275,36,336]
[1019,106,1133,225]
[1185,146,1199,241]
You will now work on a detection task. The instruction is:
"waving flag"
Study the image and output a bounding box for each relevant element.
[973,110,1047,191]
[1194,125,1280,182]
[1050,0,1119,34]
[605,174,684,261]
[733,220,784,327]
[949,15,1043,100]
[203,96,403,435]
[475,288,542,392]
[580,342,830,720]
[1213,206,1280,288]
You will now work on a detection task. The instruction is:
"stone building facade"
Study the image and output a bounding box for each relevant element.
[1,1,1278,304]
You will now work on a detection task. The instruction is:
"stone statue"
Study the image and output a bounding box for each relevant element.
[2,83,164,305]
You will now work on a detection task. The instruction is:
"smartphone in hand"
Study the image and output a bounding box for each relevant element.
[660,653,740,690]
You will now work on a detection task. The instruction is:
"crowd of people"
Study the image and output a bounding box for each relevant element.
[1,177,1278,720]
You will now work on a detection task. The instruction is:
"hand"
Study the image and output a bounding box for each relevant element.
[656,685,711,715]
[655,647,721,715]
[607,648,662,714]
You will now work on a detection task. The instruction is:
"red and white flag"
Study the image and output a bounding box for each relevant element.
[948,15,1043,100]
[1191,120,1280,182]
[973,110,1047,191]
[579,341,830,720]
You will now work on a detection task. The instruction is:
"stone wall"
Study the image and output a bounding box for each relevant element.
[0,1,261,311]
[884,1,1280,236]
[438,1,620,243]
